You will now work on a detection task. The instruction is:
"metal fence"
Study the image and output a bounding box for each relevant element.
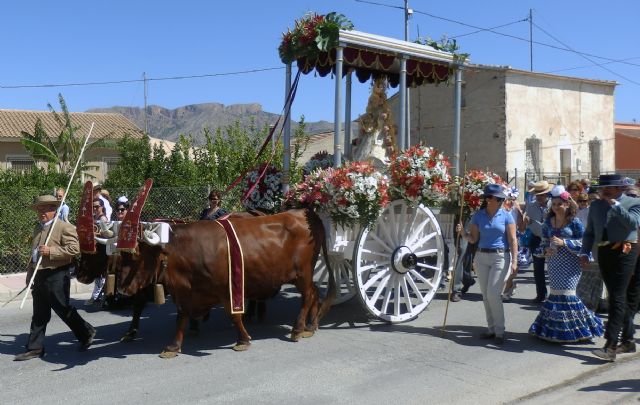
[0,186,220,275]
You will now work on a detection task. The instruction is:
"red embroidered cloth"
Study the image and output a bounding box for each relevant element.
[216,218,245,314]
[77,181,96,254]
[117,179,153,252]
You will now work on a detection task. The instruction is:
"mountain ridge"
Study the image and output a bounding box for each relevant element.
[87,102,335,144]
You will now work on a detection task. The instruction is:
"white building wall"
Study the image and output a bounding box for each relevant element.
[504,72,615,183]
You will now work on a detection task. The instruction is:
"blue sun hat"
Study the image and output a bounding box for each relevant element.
[483,183,506,199]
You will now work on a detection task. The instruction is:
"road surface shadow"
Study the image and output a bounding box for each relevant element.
[578,378,640,393]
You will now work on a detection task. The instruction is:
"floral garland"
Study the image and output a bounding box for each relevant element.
[241,163,284,213]
[389,145,452,207]
[302,150,337,175]
[278,12,354,64]
[289,161,389,228]
[448,170,505,217]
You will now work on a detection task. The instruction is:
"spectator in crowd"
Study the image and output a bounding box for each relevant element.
[199,190,228,221]
[580,178,591,194]
[93,184,112,220]
[588,188,600,204]
[55,188,69,222]
[524,181,553,303]
[625,185,639,198]
[456,184,517,346]
[501,187,525,302]
[580,174,640,361]
[115,196,129,221]
[86,199,108,306]
[567,181,584,201]
[524,181,536,207]
[14,195,95,361]
[576,192,590,225]
[529,185,603,342]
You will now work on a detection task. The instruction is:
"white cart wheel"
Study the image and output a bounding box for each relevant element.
[314,252,357,305]
[353,200,445,322]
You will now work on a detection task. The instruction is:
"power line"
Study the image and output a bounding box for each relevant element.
[450,18,528,39]
[0,67,284,90]
[532,21,640,85]
[545,57,640,74]
[355,0,640,69]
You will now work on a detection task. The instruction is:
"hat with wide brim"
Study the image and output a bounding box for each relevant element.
[31,195,62,211]
[528,180,554,195]
[482,183,507,199]
[593,174,626,188]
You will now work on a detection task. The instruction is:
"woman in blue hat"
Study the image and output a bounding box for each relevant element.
[529,185,603,342]
[457,183,518,345]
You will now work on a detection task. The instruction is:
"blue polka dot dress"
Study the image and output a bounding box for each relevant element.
[529,217,604,342]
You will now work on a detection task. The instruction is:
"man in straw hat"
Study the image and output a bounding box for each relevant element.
[14,195,96,361]
[580,174,640,362]
[524,180,554,303]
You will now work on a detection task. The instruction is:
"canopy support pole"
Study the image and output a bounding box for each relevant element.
[283,63,292,192]
[334,46,344,167]
[398,57,407,151]
[344,70,352,160]
[452,65,463,176]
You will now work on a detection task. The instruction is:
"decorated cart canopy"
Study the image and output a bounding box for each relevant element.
[278,12,466,182]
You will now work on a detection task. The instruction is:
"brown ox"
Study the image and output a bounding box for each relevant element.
[117,208,335,357]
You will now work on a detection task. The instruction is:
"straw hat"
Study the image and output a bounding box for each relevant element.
[31,195,61,211]
[528,180,554,195]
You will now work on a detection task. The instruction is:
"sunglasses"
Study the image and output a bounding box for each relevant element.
[568,189,579,192]
[93,204,101,208]
[577,200,588,203]
[117,208,127,212]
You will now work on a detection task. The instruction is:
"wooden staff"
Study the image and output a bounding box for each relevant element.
[17,123,95,309]
[442,153,467,334]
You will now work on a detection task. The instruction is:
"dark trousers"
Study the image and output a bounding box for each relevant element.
[26,267,94,351]
[598,243,639,345]
[532,256,547,299]
[622,254,640,342]
[530,235,547,299]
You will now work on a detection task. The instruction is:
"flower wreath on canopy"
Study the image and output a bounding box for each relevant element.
[241,163,284,214]
[389,144,452,207]
[289,161,389,228]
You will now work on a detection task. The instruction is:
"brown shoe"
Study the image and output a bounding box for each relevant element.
[616,341,636,354]
[14,349,44,361]
[592,347,616,362]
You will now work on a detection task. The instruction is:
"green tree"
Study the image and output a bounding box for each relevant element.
[20,93,112,179]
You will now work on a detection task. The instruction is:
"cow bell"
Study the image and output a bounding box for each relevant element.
[154,283,165,305]
[105,274,116,296]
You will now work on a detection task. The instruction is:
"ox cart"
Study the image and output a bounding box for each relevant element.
[277,16,465,323]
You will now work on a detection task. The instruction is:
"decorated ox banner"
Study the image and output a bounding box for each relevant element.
[77,181,96,253]
[117,178,153,252]
[216,218,245,314]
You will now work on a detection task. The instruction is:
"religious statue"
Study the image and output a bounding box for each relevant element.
[352,77,397,168]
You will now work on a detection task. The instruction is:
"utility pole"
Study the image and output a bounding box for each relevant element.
[529,9,533,71]
[143,72,148,135]
[404,1,412,148]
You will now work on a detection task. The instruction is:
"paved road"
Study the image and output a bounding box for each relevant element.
[1,268,638,404]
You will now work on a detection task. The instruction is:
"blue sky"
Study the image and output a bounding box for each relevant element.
[1,1,638,124]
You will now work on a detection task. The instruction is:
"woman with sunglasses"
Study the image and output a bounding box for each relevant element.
[576,192,590,225]
[199,190,228,221]
[86,199,108,306]
[457,184,517,346]
[529,185,603,342]
[115,196,130,221]
[567,181,584,201]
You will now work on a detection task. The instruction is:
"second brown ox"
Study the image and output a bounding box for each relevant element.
[116,208,336,357]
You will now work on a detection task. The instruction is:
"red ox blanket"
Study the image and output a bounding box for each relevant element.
[118,179,153,252]
[215,218,245,314]
[77,181,96,254]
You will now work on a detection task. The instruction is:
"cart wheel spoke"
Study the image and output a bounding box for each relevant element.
[353,201,445,322]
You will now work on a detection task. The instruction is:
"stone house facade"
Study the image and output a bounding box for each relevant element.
[390,64,616,187]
